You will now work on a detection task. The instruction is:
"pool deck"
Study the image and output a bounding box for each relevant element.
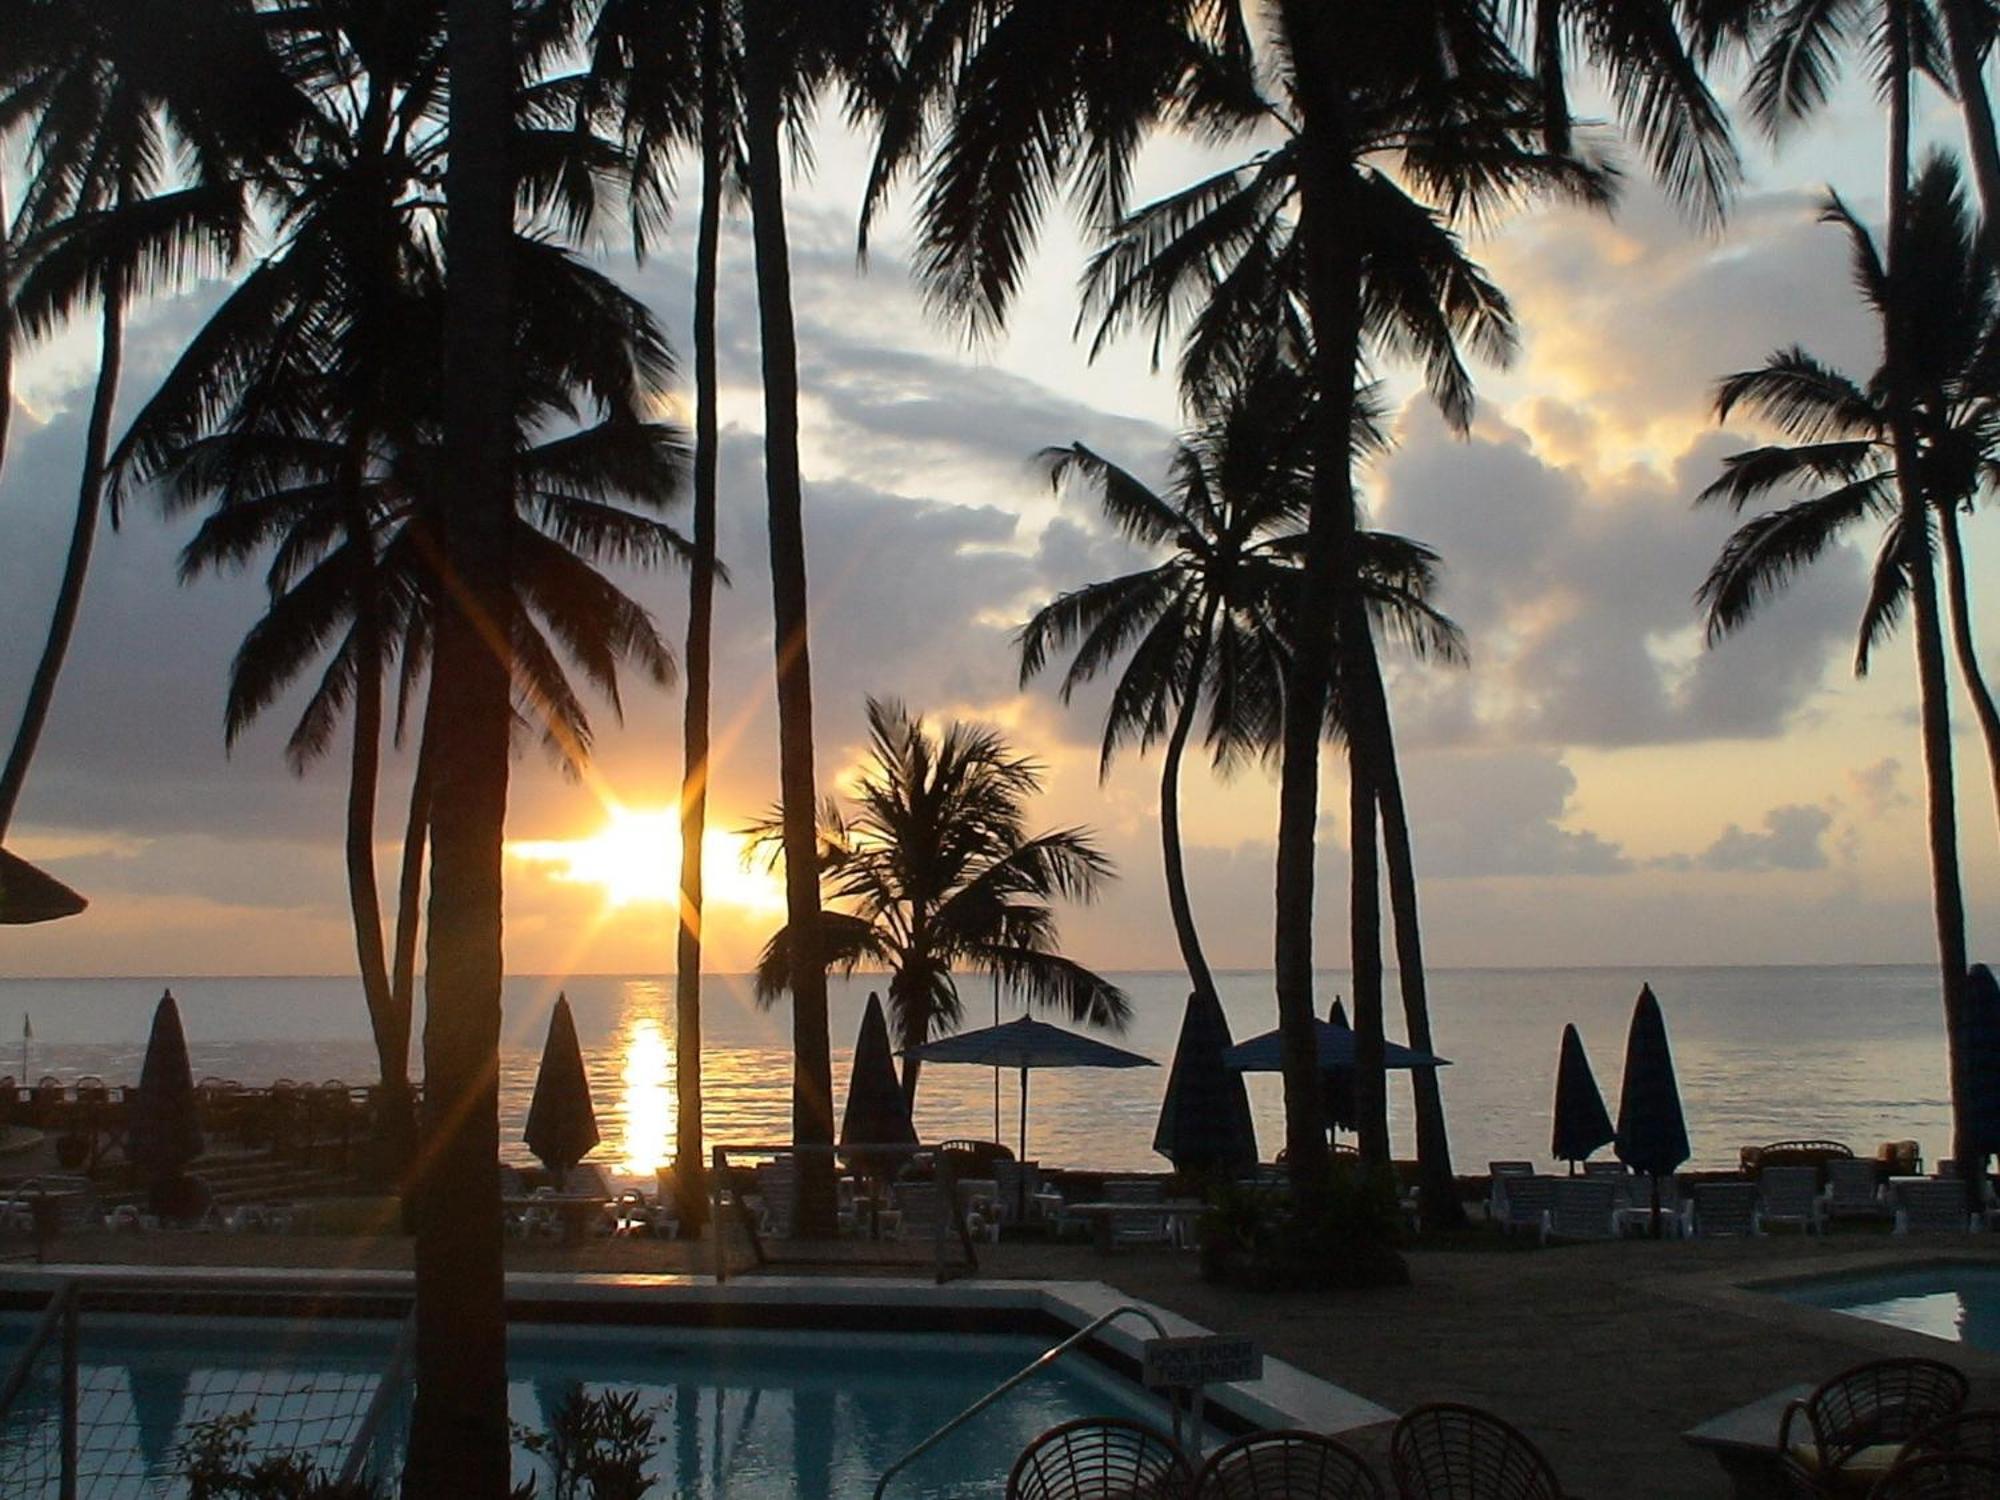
[12,1227,2000,1497]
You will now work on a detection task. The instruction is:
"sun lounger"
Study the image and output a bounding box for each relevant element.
[1495,1174,1555,1237]
[1897,1180,1978,1234]
[1759,1165,1825,1233]
[1823,1158,1887,1220]
[1103,1178,1172,1247]
[1689,1181,1760,1237]
[1544,1177,1618,1243]
[1486,1161,1533,1222]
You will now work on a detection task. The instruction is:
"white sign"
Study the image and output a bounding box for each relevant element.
[1142,1334,1262,1389]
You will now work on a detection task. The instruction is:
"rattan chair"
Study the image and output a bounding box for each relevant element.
[1865,1452,2000,1498]
[1907,1411,2000,1465]
[1007,1417,1194,1500]
[1389,1404,1563,1500]
[1779,1358,1970,1497]
[1194,1429,1383,1499]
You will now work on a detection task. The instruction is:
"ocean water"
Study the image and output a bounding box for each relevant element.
[0,966,1954,1181]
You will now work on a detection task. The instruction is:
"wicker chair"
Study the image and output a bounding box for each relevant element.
[1007,1417,1194,1500]
[1194,1430,1383,1499]
[1779,1358,1970,1497]
[1389,1404,1563,1500]
[1904,1410,2000,1464]
[1864,1452,2000,1498]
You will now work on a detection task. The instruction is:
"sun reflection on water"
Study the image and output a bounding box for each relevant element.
[619,1011,673,1176]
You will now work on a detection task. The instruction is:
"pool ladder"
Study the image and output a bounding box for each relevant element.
[871,1303,1172,1499]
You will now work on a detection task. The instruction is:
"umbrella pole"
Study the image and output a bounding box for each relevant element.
[993,972,1001,1143]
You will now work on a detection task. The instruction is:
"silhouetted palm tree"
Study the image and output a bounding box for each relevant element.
[1698,151,1975,1191]
[751,697,1126,1105]
[0,0,289,840]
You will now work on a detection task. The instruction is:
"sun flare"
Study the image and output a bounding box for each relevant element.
[509,806,785,916]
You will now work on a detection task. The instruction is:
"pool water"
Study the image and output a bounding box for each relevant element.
[0,1315,1205,1497]
[1773,1263,2000,1351]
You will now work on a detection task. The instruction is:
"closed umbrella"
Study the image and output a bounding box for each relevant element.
[1614,984,1689,1234]
[1322,999,1358,1136]
[127,990,204,1217]
[841,992,917,1179]
[906,1014,1154,1164]
[0,848,86,925]
[1960,965,2000,1167]
[1153,990,1257,1175]
[524,993,599,1184]
[1552,1023,1616,1170]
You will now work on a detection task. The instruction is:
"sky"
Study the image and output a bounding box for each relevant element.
[3,57,1999,980]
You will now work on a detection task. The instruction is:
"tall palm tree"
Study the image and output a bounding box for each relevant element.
[1020,366,1463,1049]
[870,0,1613,1211]
[409,0,518,1480]
[751,697,1127,1104]
[0,0,285,840]
[1698,151,1974,1198]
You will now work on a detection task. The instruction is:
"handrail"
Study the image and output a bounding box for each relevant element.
[335,1303,417,1488]
[871,1303,1169,1499]
[0,1278,75,1417]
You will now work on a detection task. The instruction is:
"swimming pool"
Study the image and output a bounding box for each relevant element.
[1772,1262,2000,1352]
[0,1312,1210,1497]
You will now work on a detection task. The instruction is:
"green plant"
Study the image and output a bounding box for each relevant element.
[514,1385,664,1500]
[178,1412,383,1499]
[1199,1160,1408,1291]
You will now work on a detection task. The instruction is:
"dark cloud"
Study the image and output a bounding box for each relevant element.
[1397,749,1631,878]
[1651,802,1837,873]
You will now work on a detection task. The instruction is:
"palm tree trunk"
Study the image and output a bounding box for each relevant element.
[382,696,434,1187]
[1886,1,1975,1208]
[407,0,513,1487]
[673,14,724,1233]
[1941,0,2000,263]
[1,157,13,487]
[1348,720,1390,1167]
[0,283,123,841]
[342,515,396,1095]
[1160,602,1220,1004]
[744,33,836,1239]
[1937,503,2000,844]
[1365,650,1461,1226]
[1271,0,1365,1212]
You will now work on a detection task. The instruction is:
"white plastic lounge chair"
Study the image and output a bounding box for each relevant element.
[1496,1174,1556,1237]
[753,1158,798,1238]
[1898,1180,1978,1234]
[1689,1181,1761,1238]
[1487,1161,1534,1222]
[1824,1159,1886,1220]
[992,1160,1042,1225]
[1544,1177,1618,1243]
[1104,1178,1172,1247]
[892,1181,949,1241]
[1759,1165,1825,1234]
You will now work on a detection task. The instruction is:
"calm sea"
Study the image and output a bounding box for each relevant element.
[0,967,1953,1182]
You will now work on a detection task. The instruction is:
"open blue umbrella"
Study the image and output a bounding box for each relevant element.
[1223,1018,1449,1072]
[0,848,86,925]
[1614,984,1689,1233]
[907,1015,1154,1163]
[1153,990,1257,1174]
[841,993,917,1178]
[1552,1024,1616,1170]
[1960,965,2000,1165]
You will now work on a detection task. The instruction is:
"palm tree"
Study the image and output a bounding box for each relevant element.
[1697,151,1975,1200]
[1019,365,1462,1042]
[870,0,1614,1210]
[751,697,1127,1104]
[409,0,519,1480]
[0,0,285,840]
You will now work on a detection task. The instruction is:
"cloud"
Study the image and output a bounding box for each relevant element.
[1397,749,1631,879]
[1652,802,1837,872]
[1847,757,1911,817]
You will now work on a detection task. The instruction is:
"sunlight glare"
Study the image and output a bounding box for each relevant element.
[619,1013,673,1176]
[509,806,786,916]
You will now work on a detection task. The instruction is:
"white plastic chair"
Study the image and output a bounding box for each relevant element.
[1544,1178,1619,1243]
[1759,1165,1825,1234]
[1897,1179,1978,1234]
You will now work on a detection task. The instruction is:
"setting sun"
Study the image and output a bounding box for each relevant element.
[509,806,786,916]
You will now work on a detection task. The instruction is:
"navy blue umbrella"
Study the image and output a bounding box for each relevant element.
[1552,1024,1616,1169]
[0,847,86,925]
[841,992,917,1178]
[907,1015,1153,1162]
[1322,999,1358,1136]
[524,993,599,1183]
[1153,990,1257,1174]
[1614,985,1689,1233]
[1223,1018,1449,1073]
[127,991,204,1195]
[1960,965,2000,1164]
